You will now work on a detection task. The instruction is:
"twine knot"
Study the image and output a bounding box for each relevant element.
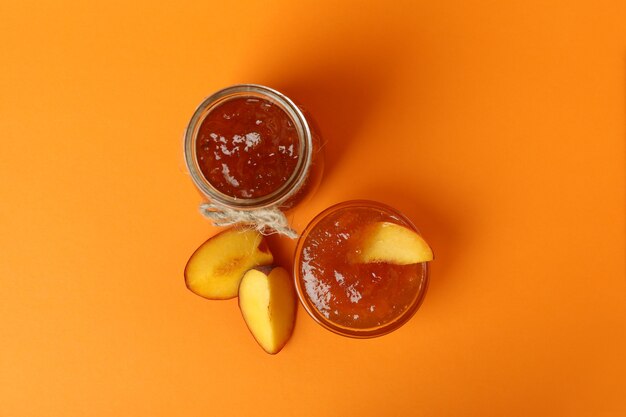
[199,202,298,239]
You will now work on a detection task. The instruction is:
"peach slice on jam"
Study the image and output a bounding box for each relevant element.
[354,222,433,265]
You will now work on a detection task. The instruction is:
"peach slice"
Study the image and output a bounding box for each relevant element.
[238,267,296,355]
[184,228,273,300]
[355,221,433,265]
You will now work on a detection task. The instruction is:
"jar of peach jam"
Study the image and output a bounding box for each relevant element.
[184,84,323,215]
[294,201,430,338]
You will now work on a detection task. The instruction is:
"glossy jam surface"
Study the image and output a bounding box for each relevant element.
[196,96,300,199]
[297,205,427,331]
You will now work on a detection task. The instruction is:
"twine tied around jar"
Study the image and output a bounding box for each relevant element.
[199,202,298,239]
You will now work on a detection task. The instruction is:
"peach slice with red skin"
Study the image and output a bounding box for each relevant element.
[184,228,273,300]
[355,221,434,265]
[238,267,296,355]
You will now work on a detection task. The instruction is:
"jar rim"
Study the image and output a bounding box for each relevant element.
[184,84,313,210]
[293,200,430,338]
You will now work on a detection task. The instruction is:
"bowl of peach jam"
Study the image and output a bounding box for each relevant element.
[294,201,431,338]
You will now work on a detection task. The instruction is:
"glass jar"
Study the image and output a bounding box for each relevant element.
[293,200,430,338]
[184,84,323,212]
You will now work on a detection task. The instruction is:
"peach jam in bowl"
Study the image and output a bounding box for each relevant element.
[294,200,430,338]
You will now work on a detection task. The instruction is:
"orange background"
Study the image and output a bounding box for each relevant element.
[1,0,625,415]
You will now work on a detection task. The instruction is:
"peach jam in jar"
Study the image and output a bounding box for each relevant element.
[294,201,429,338]
[184,84,322,211]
